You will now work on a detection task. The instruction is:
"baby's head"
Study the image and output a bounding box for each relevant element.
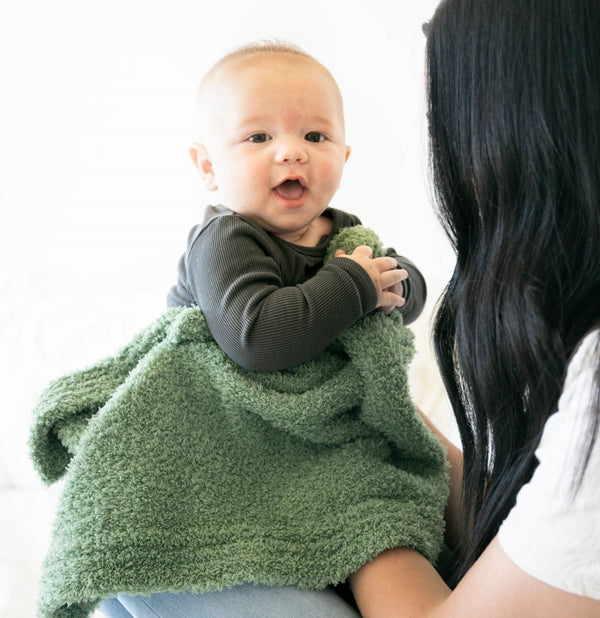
[190,41,351,243]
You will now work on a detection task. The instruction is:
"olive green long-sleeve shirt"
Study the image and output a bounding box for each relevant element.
[168,205,426,371]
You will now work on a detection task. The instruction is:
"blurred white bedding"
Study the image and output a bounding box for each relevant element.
[0,256,169,617]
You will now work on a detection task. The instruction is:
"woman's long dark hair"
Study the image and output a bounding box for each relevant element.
[425,0,600,582]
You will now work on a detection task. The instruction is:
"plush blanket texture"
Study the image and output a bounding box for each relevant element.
[30,227,449,617]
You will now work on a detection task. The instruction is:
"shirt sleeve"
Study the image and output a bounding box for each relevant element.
[385,250,427,325]
[183,215,378,371]
[498,330,600,600]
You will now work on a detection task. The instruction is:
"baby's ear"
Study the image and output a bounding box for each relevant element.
[189,142,217,191]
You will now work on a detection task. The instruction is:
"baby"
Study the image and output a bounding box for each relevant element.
[35,41,443,618]
[168,41,427,370]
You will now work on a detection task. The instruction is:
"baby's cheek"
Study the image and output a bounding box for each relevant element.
[230,164,263,199]
[244,160,270,187]
[319,159,346,191]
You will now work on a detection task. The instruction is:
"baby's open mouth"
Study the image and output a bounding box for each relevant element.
[274,179,305,200]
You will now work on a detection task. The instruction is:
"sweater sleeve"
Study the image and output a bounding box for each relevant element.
[386,249,427,325]
[183,216,378,371]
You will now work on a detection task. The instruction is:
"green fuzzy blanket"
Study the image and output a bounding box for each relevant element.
[30,228,449,617]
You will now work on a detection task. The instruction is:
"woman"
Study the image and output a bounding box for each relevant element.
[351,0,600,614]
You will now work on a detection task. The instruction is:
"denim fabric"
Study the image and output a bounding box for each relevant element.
[99,585,360,617]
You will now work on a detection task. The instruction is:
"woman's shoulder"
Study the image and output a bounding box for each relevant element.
[565,328,600,392]
[498,328,600,599]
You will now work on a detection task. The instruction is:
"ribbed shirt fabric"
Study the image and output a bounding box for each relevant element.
[167,205,426,370]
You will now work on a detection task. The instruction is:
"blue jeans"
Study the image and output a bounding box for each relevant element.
[99,585,360,617]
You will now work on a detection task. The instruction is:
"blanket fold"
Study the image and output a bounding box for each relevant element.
[30,228,449,618]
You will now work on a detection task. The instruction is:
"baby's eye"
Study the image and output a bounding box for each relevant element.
[305,131,325,143]
[248,133,271,143]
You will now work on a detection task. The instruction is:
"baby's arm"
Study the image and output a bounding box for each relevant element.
[386,250,427,324]
[334,245,407,314]
[184,217,400,371]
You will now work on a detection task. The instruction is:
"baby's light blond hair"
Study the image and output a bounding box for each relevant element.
[194,40,344,137]
[198,39,315,92]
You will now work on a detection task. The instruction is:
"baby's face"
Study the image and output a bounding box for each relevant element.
[194,53,350,244]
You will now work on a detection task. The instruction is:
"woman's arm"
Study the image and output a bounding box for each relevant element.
[417,409,463,551]
[350,410,600,617]
[350,538,600,618]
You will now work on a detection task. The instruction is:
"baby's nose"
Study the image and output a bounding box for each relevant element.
[276,138,308,164]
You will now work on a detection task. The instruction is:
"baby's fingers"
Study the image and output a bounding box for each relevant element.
[372,255,403,273]
[380,266,408,288]
[378,290,406,312]
[377,268,408,312]
[351,245,374,259]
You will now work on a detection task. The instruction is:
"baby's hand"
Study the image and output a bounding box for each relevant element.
[335,245,407,313]
[378,270,408,314]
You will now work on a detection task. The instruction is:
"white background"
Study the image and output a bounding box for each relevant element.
[0,1,453,615]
